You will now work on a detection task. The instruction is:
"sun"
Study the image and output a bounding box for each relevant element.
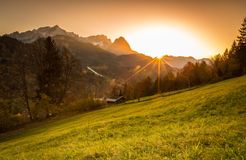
[125,25,212,58]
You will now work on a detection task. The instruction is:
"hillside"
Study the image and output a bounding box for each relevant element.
[53,35,154,78]
[0,76,246,159]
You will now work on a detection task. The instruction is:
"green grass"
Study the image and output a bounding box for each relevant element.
[1,76,246,160]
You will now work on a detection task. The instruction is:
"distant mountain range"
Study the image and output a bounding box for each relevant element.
[7,25,137,56]
[162,55,212,69]
[8,25,78,43]
[4,25,211,79]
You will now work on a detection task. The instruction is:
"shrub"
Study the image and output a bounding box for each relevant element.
[0,100,30,132]
[69,98,105,112]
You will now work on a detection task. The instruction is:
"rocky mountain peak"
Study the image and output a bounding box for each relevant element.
[86,34,112,47]
[7,25,136,55]
[7,25,78,43]
[113,37,132,50]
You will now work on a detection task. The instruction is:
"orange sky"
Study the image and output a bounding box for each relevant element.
[0,0,246,58]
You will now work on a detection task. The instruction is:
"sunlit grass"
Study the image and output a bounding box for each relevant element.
[0,76,246,159]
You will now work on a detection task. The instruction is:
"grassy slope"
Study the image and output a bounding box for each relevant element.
[0,76,246,160]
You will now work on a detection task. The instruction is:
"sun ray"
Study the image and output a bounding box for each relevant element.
[124,57,165,94]
[161,58,175,68]
[125,58,157,82]
[157,58,161,93]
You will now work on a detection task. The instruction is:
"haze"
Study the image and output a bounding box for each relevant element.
[0,0,245,58]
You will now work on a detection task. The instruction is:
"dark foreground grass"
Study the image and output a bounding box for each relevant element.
[0,76,246,159]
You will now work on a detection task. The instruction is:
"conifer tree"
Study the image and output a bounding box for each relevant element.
[235,17,246,73]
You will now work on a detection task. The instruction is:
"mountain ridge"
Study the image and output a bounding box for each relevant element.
[7,25,137,56]
[6,25,212,69]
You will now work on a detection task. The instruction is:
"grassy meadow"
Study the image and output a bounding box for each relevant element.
[0,76,246,159]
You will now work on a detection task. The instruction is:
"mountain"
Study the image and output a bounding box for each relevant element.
[6,25,213,64]
[162,55,212,69]
[0,34,175,82]
[162,56,196,68]
[5,25,211,77]
[5,25,167,78]
[83,35,112,49]
[53,35,162,79]
[109,37,136,55]
[7,25,137,56]
[7,25,78,43]
[53,35,121,77]
[82,35,137,55]
[198,58,213,65]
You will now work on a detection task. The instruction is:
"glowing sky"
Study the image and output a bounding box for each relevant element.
[0,0,246,58]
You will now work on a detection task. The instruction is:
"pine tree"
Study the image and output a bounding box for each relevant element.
[235,17,246,73]
[228,41,237,58]
[38,37,62,100]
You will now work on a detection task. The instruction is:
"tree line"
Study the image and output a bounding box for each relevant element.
[119,17,246,101]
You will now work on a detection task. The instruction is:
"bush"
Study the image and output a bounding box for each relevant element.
[0,100,30,132]
[31,95,62,120]
[0,111,30,133]
[69,98,105,112]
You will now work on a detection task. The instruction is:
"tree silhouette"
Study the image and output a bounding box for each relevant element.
[235,17,246,73]
[36,37,62,102]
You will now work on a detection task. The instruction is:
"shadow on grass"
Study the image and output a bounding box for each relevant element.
[0,111,82,143]
[0,104,112,144]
